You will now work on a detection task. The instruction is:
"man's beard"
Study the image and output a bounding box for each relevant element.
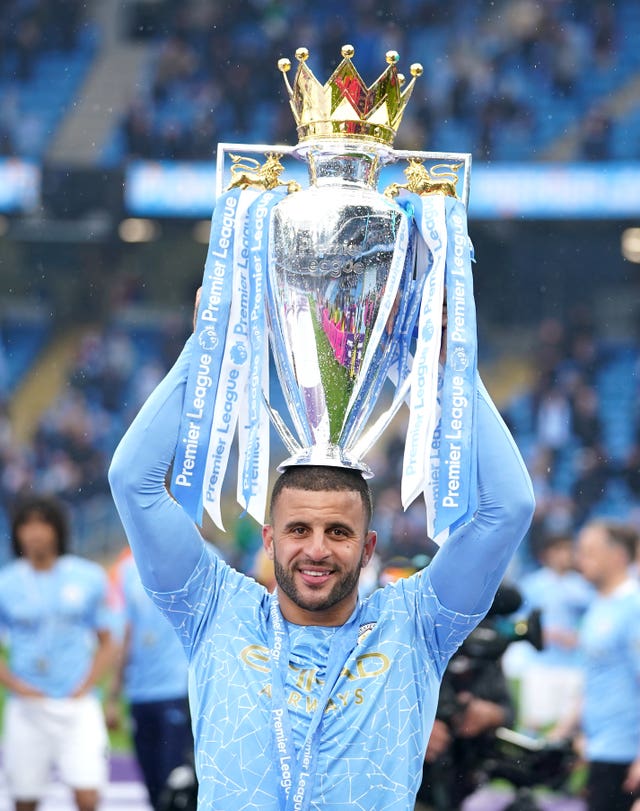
[273,552,364,613]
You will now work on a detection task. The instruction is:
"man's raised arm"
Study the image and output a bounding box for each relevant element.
[108,336,205,593]
[428,377,535,615]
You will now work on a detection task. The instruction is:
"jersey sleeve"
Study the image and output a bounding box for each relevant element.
[108,336,206,593]
[427,376,535,616]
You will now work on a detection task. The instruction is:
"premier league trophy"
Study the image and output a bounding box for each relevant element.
[170,45,477,543]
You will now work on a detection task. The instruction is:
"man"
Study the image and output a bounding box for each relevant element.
[106,551,194,811]
[515,531,594,730]
[570,520,640,811]
[108,331,534,810]
[0,495,113,811]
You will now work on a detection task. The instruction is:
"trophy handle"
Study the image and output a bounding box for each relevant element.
[261,396,302,456]
[351,374,411,461]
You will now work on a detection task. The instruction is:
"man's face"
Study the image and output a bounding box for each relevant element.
[543,540,574,573]
[576,524,617,588]
[16,516,59,566]
[262,487,376,625]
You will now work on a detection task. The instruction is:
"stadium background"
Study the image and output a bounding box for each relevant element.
[0,0,640,580]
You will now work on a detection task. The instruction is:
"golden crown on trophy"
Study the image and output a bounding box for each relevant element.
[278,45,423,145]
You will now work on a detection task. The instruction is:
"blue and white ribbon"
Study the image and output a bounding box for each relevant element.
[403,193,478,541]
[238,190,287,524]
[202,189,260,529]
[171,188,244,522]
[171,187,285,529]
[268,595,360,811]
[435,197,478,536]
[402,194,447,518]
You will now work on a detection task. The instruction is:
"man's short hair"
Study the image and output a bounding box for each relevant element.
[10,495,69,558]
[593,519,639,562]
[533,531,573,561]
[269,465,373,528]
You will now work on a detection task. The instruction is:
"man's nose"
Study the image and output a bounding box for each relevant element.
[306,530,329,558]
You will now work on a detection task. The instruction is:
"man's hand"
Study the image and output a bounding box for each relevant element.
[545,627,579,650]
[425,719,452,762]
[104,696,122,731]
[455,693,505,737]
[623,757,640,794]
[0,661,45,698]
[14,682,46,698]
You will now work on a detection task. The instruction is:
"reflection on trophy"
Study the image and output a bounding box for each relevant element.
[173,44,477,541]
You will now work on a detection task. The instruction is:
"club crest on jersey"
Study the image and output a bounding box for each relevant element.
[357,622,376,644]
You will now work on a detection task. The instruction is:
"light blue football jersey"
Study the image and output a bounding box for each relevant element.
[121,555,188,702]
[149,545,483,811]
[580,580,640,762]
[0,555,110,697]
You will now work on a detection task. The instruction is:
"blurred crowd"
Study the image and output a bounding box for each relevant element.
[0,0,88,157]
[506,308,640,569]
[118,0,623,162]
[0,315,190,556]
[0,0,637,163]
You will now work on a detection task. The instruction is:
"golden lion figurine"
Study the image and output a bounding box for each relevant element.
[384,159,461,199]
[226,153,300,193]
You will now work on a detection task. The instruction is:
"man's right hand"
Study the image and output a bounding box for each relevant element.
[425,718,452,762]
[14,681,46,698]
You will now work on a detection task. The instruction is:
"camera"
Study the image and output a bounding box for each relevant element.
[419,585,575,811]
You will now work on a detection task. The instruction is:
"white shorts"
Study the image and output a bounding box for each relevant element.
[518,663,584,729]
[2,695,109,800]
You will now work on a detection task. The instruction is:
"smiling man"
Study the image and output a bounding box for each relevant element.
[109,330,534,811]
[264,467,375,624]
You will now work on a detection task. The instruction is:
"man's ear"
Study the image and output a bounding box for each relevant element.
[262,524,274,561]
[362,530,377,568]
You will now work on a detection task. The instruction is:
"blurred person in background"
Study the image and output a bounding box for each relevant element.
[553,520,640,811]
[509,531,594,732]
[106,551,195,811]
[0,495,113,811]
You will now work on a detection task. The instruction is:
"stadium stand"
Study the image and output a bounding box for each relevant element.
[96,0,640,164]
[0,0,99,160]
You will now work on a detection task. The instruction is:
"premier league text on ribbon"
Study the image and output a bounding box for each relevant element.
[174,353,216,488]
[441,210,472,512]
[174,193,239,493]
[205,223,249,501]
[242,193,269,503]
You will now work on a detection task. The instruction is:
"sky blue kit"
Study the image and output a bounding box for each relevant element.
[120,555,188,703]
[0,555,110,697]
[109,335,534,810]
[580,580,640,763]
[520,566,595,666]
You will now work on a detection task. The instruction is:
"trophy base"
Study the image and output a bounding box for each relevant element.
[277,444,374,479]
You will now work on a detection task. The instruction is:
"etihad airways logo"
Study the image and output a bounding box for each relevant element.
[240,645,390,687]
[240,643,391,715]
